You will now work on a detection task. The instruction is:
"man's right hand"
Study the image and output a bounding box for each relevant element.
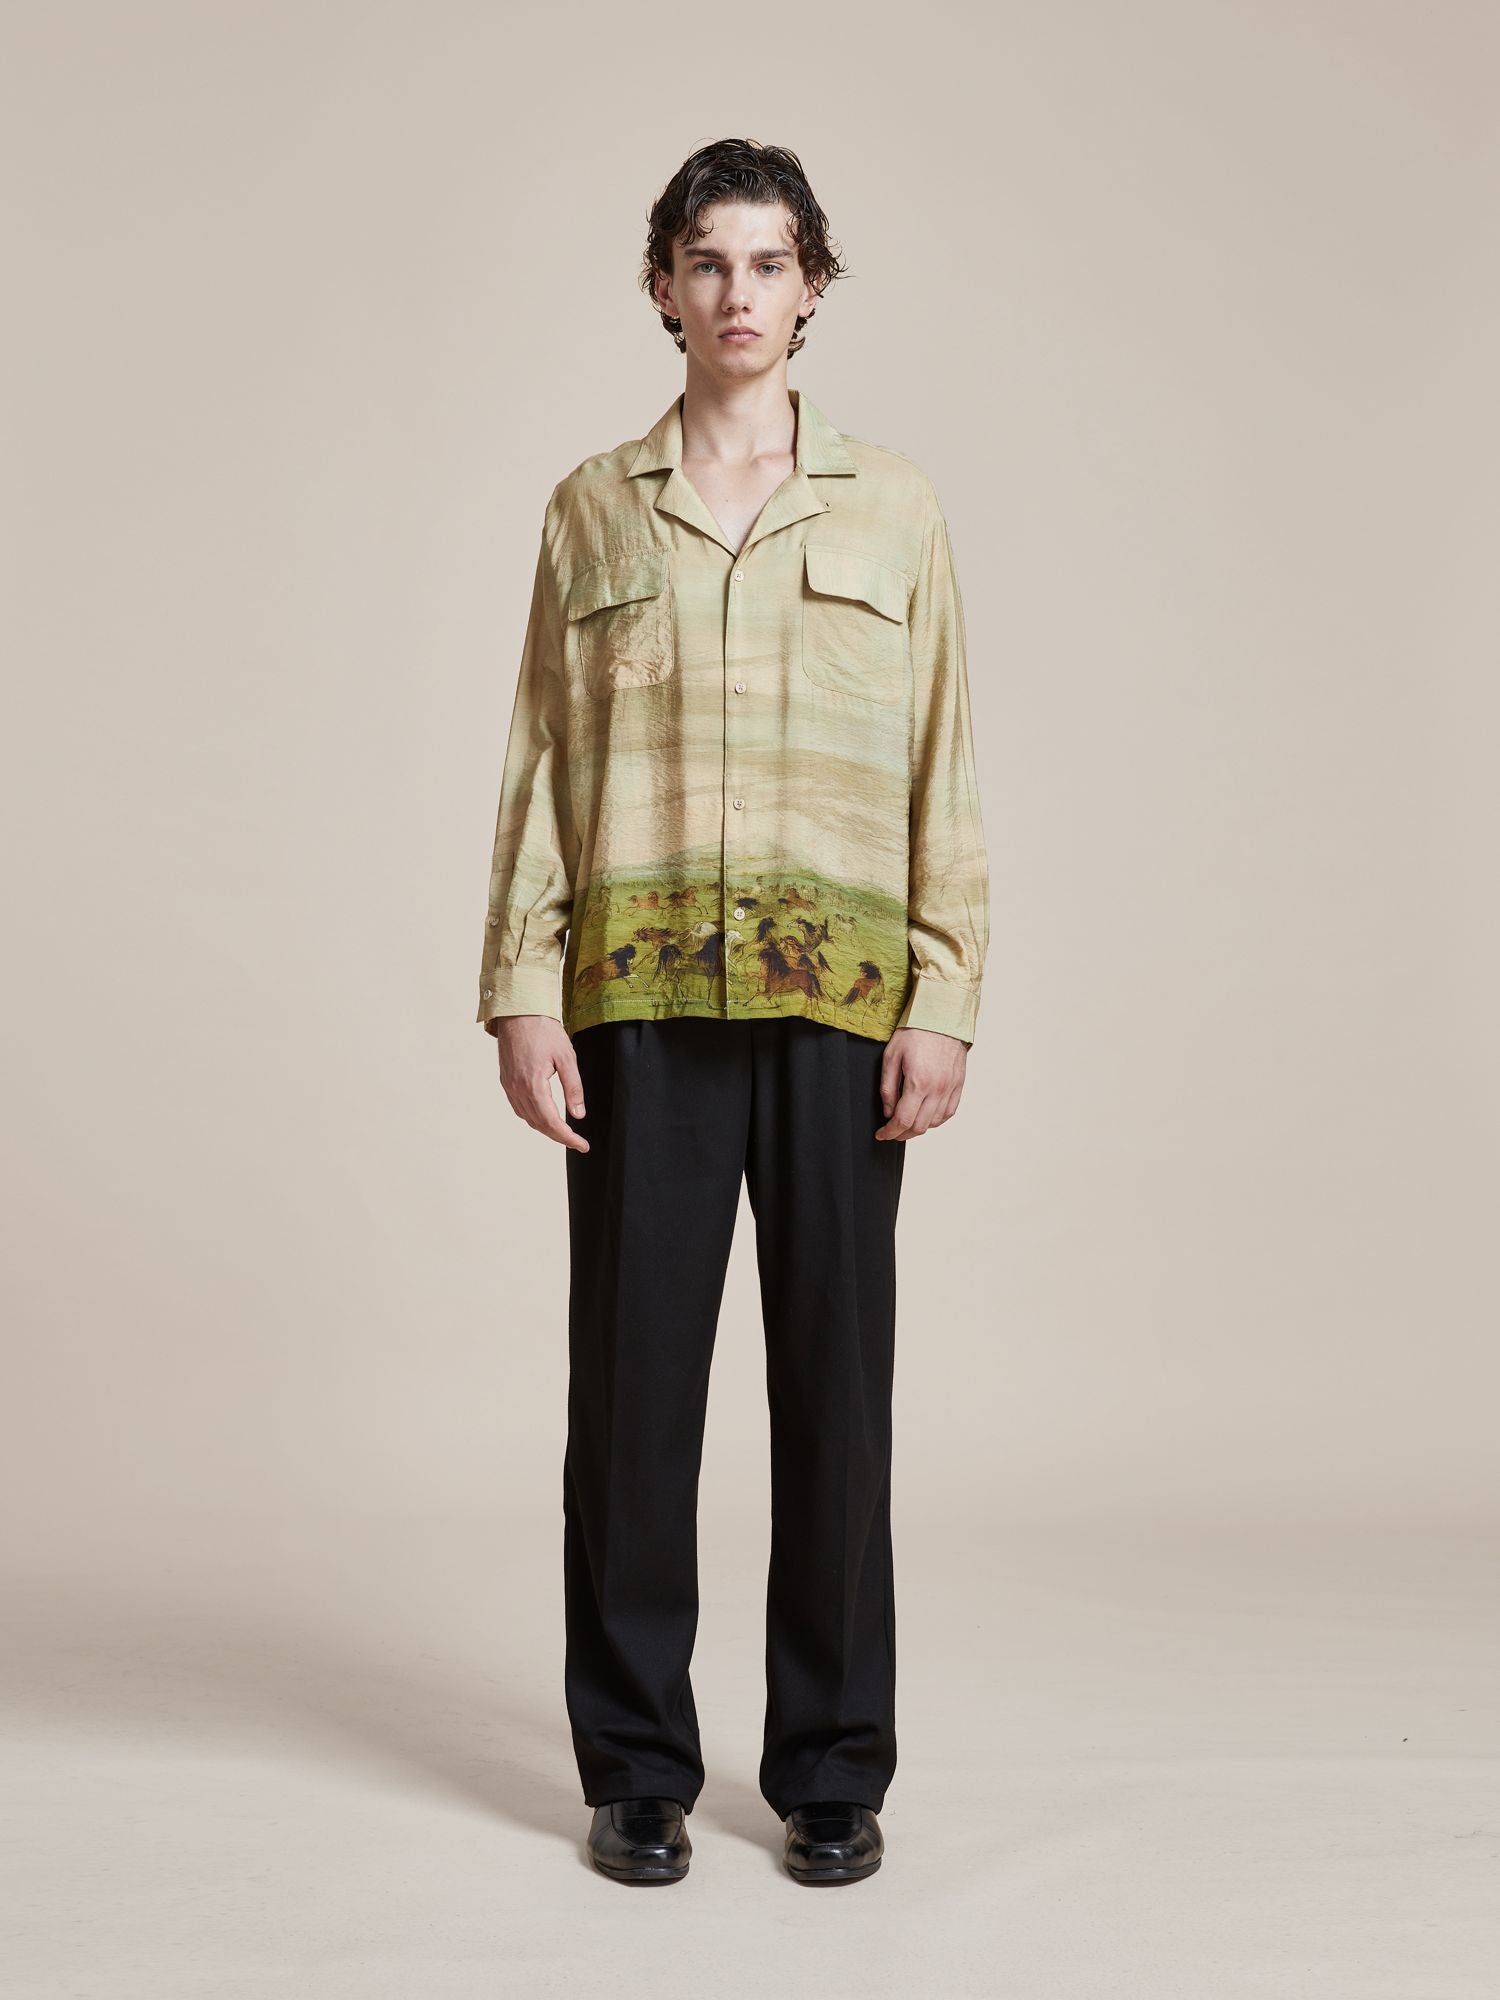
[491,1016,590,1151]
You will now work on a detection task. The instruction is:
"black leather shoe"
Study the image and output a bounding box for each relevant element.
[782,1802,884,1884]
[587,1797,691,1884]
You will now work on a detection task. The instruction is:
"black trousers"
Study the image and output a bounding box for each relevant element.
[561,1014,907,1821]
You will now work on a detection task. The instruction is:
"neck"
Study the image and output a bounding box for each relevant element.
[678,367,798,467]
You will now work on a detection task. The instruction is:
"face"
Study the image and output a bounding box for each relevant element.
[655,200,821,376]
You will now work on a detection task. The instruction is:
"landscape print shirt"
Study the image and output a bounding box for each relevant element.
[476,386,990,1048]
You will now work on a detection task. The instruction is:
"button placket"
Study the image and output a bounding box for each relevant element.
[725,559,749,1011]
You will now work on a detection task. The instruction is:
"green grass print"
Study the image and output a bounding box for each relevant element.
[568,857,909,1038]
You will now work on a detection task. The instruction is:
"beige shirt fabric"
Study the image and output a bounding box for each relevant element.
[476,386,990,1048]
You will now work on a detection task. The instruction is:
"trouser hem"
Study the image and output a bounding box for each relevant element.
[763,1784,891,1820]
[582,1782,702,1814]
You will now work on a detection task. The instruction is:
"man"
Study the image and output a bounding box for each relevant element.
[476,139,989,1887]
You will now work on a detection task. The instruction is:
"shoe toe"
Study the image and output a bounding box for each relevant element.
[783,1804,883,1881]
[588,1798,691,1882]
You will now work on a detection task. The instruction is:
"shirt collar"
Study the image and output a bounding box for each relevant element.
[627,386,858,479]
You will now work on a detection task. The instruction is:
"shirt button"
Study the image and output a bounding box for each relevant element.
[733,905,746,919]
[734,680,746,693]
[732,570,744,581]
[486,914,501,927]
[732,797,743,809]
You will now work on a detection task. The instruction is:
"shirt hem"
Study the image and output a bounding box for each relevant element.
[561,992,899,1047]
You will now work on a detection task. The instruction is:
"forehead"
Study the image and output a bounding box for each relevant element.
[677,199,798,255]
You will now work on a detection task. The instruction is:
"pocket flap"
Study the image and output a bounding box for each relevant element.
[566,549,669,622]
[804,546,908,623]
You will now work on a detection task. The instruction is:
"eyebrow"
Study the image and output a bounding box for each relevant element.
[686,246,797,263]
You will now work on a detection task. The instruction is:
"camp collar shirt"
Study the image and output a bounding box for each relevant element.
[476,386,990,1048]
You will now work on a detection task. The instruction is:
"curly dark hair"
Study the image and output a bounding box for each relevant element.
[640,138,849,358]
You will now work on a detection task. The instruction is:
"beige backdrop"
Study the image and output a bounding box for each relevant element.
[3,4,1497,1995]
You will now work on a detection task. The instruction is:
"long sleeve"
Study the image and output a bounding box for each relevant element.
[892,490,991,1046]
[476,506,579,1032]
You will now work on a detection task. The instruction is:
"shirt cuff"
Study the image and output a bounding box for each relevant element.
[477,961,565,1031]
[894,971,980,1045]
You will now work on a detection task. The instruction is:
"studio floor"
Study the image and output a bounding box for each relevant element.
[4,1514,1494,1998]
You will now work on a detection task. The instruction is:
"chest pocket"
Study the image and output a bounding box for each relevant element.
[566,549,675,696]
[801,546,911,706]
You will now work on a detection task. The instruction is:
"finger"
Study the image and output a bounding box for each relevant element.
[904,1092,939,1136]
[511,1073,590,1151]
[530,1090,590,1150]
[555,1050,587,1120]
[878,1049,903,1116]
[930,1082,961,1129]
[877,1077,932,1140]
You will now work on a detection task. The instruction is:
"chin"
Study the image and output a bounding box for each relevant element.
[707,338,770,368]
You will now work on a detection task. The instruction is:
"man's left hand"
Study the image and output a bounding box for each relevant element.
[875,1026,969,1140]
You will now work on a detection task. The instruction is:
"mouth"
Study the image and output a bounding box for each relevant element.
[719,328,760,341]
